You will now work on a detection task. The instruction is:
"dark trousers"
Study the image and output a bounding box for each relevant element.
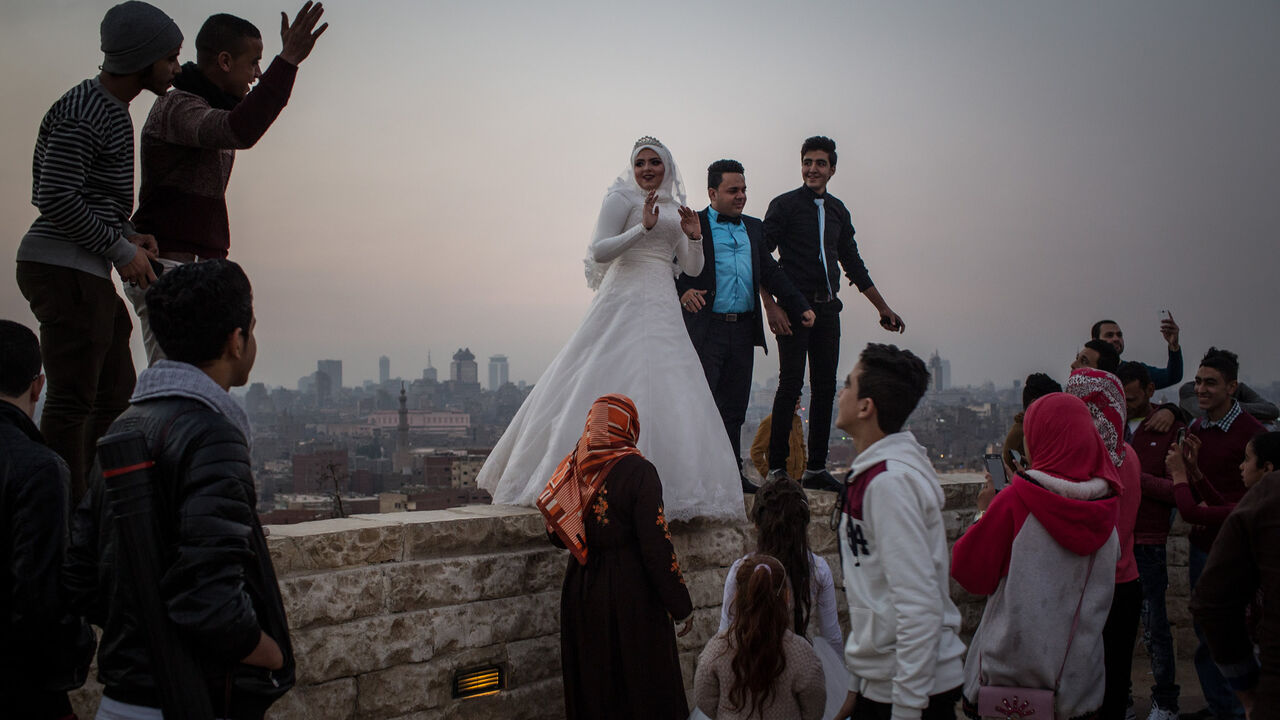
[1135,542,1180,711]
[1101,579,1143,720]
[770,300,840,472]
[854,685,962,720]
[16,261,135,504]
[694,316,755,468]
[1189,545,1246,719]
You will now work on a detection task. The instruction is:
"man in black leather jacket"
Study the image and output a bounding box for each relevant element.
[65,260,293,719]
[1,319,96,718]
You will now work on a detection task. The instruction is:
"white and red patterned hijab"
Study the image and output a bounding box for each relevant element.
[1066,368,1127,469]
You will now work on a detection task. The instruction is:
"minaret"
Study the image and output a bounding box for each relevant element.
[394,382,410,473]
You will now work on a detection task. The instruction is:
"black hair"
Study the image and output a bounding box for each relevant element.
[801,136,837,166]
[707,159,745,190]
[1116,361,1152,388]
[1250,432,1280,470]
[196,14,262,64]
[1083,339,1120,373]
[1200,347,1240,383]
[0,320,41,397]
[146,259,253,366]
[1022,373,1062,410]
[855,343,929,434]
[1090,319,1118,340]
[751,477,813,638]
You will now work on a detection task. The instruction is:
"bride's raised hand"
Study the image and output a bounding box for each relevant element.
[642,190,659,230]
[677,206,701,240]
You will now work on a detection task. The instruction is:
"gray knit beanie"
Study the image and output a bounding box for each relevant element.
[100,1,183,75]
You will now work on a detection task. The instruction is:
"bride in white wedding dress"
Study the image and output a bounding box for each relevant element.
[477,136,744,522]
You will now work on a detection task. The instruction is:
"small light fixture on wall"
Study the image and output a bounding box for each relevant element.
[453,664,505,700]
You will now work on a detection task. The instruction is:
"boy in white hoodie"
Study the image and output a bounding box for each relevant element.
[833,344,967,720]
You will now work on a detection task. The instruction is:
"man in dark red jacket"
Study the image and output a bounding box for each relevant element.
[1183,348,1265,720]
[1118,361,1183,720]
[125,3,328,364]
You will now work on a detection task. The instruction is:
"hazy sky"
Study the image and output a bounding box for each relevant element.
[2,1,1277,390]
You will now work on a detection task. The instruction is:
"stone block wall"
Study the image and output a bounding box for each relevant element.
[69,474,1196,718]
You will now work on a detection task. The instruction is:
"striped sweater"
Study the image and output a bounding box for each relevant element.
[17,78,139,279]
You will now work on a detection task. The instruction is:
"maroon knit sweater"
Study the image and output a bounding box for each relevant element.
[1132,417,1183,545]
[132,58,297,258]
[1186,407,1266,549]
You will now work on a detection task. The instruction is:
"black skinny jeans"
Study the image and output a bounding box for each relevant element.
[769,299,841,473]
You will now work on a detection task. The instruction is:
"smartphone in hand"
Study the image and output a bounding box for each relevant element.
[985,453,1009,491]
[1009,449,1027,470]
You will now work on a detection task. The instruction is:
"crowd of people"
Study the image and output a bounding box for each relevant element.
[2,3,1277,720]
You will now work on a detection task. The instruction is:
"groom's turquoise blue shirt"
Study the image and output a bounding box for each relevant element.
[708,208,753,314]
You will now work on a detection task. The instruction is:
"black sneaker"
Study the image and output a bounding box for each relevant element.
[741,474,759,494]
[801,469,843,492]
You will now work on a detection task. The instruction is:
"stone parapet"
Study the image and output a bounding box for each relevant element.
[69,473,1196,719]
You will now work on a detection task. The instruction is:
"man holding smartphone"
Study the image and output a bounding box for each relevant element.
[761,136,906,491]
[1091,315,1182,390]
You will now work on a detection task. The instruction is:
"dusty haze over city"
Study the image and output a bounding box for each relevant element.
[2,1,1277,390]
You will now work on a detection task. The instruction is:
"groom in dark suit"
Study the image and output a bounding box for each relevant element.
[677,159,814,493]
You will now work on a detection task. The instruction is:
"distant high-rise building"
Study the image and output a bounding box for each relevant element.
[379,355,390,385]
[451,348,478,385]
[423,350,438,383]
[928,351,951,392]
[317,359,343,391]
[488,355,509,391]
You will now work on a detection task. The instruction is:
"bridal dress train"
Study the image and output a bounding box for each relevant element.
[477,141,744,522]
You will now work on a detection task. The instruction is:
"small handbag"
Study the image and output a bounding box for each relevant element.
[976,554,1096,720]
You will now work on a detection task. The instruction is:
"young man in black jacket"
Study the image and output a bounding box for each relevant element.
[65,260,293,719]
[0,320,95,718]
[760,136,906,491]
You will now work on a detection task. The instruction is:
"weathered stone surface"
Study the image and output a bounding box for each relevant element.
[269,517,404,571]
[670,523,748,570]
[676,606,722,653]
[393,508,548,558]
[430,592,561,656]
[267,676,356,720]
[1166,535,1190,567]
[268,536,311,576]
[281,565,387,630]
[1168,568,1191,599]
[506,635,561,686]
[69,674,103,719]
[385,548,562,613]
[941,474,985,510]
[356,660,451,719]
[291,612,435,684]
[686,566,730,609]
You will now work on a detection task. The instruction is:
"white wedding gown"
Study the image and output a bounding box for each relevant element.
[477,193,745,522]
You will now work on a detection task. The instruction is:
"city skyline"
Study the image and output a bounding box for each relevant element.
[2,1,1277,391]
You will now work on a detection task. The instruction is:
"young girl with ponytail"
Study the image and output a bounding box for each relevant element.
[694,554,826,720]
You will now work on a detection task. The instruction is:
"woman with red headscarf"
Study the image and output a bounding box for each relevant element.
[1067,368,1144,720]
[539,394,694,720]
[953,393,1121,720]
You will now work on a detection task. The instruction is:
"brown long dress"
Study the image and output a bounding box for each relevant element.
[554,453,694,720]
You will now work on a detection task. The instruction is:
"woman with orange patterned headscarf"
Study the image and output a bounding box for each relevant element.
[541,394,694,720]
